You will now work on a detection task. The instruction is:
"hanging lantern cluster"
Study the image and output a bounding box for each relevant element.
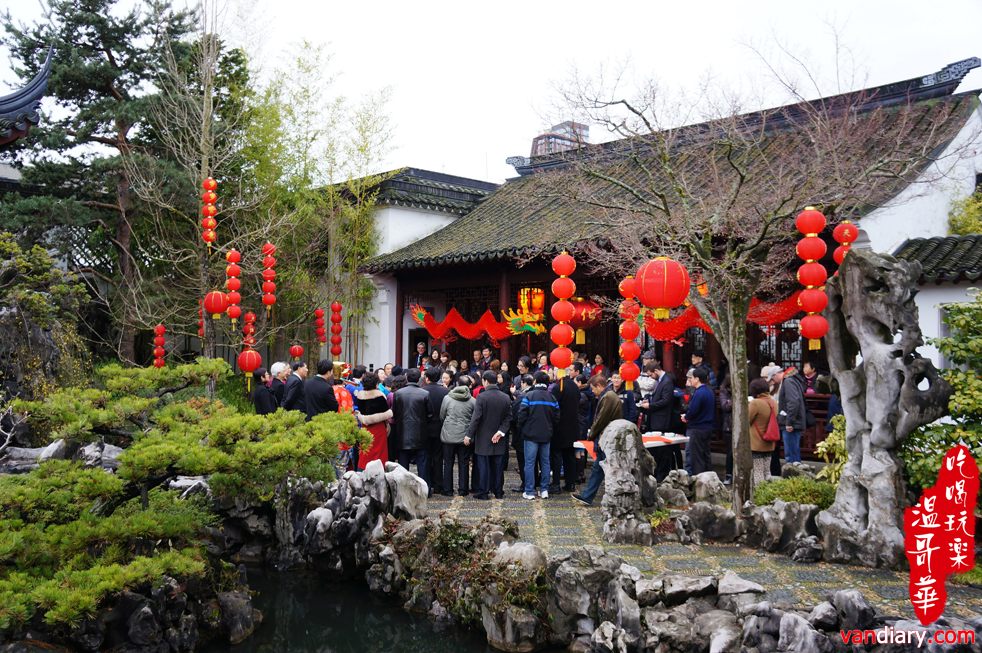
[152,324,166,368]
[617,276,641,389]
[832,220,858,266]
[225,249,242,326]
[201,178,218,254]
[795,207,829,350]
[242,311,257,348]
[330,302,343,359]
[315,308,327,346]
[549,252,576,375]
[238,311,261,390]
[635,257,691,319]
[262,243,276,312]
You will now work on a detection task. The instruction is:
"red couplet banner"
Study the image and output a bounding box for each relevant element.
[904,445,979,625]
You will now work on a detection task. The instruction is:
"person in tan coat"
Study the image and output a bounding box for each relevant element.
[748,378,777,484]
[572,374,624,506]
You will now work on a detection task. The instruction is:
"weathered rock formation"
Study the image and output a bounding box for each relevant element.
[597,419,661,545]
[818,249,952,568]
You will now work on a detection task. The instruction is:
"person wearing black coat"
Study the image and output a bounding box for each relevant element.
[550,375,581,492]
[306,359,340,422]
[640,363,681,481]
[575,374,593,483]
[281,361,308,413]
[252,368,278,415]
[269,362,289,405]
[509,375,537,492]
[421,367,450,495]
[516,371,560,499]
[466,371,513,499]
[393,368,433,492]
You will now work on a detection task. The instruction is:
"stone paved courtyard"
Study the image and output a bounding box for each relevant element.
[426,453,982,621]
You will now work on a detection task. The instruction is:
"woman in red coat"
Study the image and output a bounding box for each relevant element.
[354,374,392,468]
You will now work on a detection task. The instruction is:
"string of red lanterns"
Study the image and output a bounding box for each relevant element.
[330,302,343,359]
[315,308,327,348]
[225,249,242,327]
[238,311,260,390]
[617,276,641,389]
[549,252,576,376]
[795,207,829,350]
[833,219,858,266]
[152,324,166,368]
[201,178,218,254]
[197,300,204,342]
[262,243,276,313]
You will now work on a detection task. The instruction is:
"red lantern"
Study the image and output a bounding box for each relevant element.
[331,345,343,356]
[317,327,328,337]
[226,278,241,292]
[202,230,217,244]
[619,320,641,341]
[197,328,204,338]
[201,217,217,231]
[262,269,276,281]
[226,291,241,305]
[797,262,827,288]
[203,291,228,318]
[569,298,602,329]
[619,361,640,383]
[203,178,217,191]
[797,288,828,314]
[552,277,576,300]
[330,324,342,335]
[226,263,241,277]
[153,358,166,369]
[243,324,256,335]
[262,243,276,257]
[619,341,641,362]
[796,207,826,235]
[198,319,204,328]
[330,313,343,324]
[552,253,576,277]
[635,257,690,319]
[331,302,343,313]
[833,221,858,244]
[237,349,262,390]
[154,325,166,336]
[551,299,575,322]
[153,346,165,358]
[289,345,304,359]
[618,276,636,299]
[243,335,256,346]
[796,236,827,262]
[202,204,217,218]
[262,281,276,293]
[550,347,574,369]
[244,312,256,324]
[262,294,276,308]
[833,245,851,265]
[227,305,242,320]
[153,336,165,347]
[315,308,325,318]
[314,317,325,327]
[800,314,829,350]
[319,336,328,344]
[330,335,342,345]
[619,299,641,320]
[550,323,575,347]
[202,191,217,204]
[225,249,240,264]
[263,256,276,268]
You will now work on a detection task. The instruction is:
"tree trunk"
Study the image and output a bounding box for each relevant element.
[116,167,137,365]
[723,299,753,516]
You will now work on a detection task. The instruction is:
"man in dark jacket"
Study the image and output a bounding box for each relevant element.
[687,349,718,389]
[393,368,434,493]
[466,371,512,500]
[550,374,581,493]
[572,375,624,506]
[777,366,807,464]
[509,374,536,492]
[640,362,678,480]
[517,371,560,499]
[305,359,340,422]
[252,368,277,415]
[411,341,427,368]
[269,362,289,405]
[682,367,716,475]
[282,361,308,413]
[421,367,450,495]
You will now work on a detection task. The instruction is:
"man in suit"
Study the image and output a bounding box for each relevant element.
[393,368,433,493]
[269,362,289,405]
[640,361,678,480]
[306,359,340,421]
[411,342,427,368]
[282,361,308,414]
[466,370,512,500]
[421,367,450,495]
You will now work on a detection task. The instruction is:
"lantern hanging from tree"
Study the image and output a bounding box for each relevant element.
[201,179,218,254]
[330,302,343,359]
[795,206,829,350]
[225,252,242,326]
[152,325,166,368]
[314,309,327,346]
[635,257,690,319]
[568,297,601,345]
[237,349,262,391]
[262,245,276,313]
[203,291,229,319]
[618,276,641,389]
[550,252,577,377]
[289,344,304,360]
[832,220,858,266]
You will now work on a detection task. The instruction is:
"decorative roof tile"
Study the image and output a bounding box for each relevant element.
[0,47,52,148]
[894,234,982,282]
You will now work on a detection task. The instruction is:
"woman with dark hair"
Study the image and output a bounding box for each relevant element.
[355,374,392,468]
[593,353,608,378]
[252,367,277,415]
[497,370,512,394]
[536,351,552,374]
[428,348,442,369]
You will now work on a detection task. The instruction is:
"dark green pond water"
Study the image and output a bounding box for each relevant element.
[202,568,497,653]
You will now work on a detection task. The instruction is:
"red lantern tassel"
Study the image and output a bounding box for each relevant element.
[809,339,821,350]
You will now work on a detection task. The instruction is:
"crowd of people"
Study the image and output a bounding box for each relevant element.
[250,341,832,502]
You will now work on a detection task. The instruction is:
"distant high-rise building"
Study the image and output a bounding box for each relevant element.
[530,121,589,156]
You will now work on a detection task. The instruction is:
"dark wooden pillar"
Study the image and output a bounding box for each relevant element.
[395,281,404,367]
[663,342,675,385]
[498,270,511,364]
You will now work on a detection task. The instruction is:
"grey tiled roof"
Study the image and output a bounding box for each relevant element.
[894,234,982,282]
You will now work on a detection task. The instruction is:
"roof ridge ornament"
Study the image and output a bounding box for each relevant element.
[921,57,980,88]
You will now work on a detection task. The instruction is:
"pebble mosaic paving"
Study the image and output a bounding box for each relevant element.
[425,453,982,619]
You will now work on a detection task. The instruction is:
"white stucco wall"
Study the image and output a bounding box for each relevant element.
[913,282,981,369]
[374,204,459,255]
[856,107,982,253]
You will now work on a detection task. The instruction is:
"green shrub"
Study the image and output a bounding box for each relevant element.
[753,476,837,510]
[816,415,847,486]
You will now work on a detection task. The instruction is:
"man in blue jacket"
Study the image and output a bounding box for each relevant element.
[516,371,560,500]
[682,367,715,475]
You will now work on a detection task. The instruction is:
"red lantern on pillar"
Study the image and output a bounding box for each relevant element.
[795,207,829,350]
[635,257,690,319]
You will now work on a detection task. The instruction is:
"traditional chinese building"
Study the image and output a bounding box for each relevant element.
[0,48,51,151]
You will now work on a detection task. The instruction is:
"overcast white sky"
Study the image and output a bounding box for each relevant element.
[4,0,982,184]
